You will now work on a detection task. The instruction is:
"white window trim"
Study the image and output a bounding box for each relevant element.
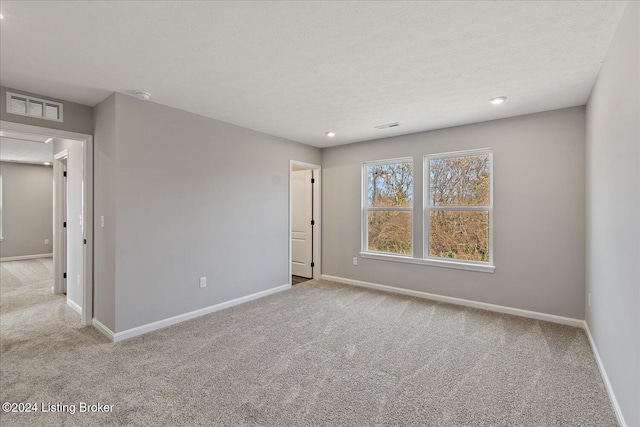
[423,148,494,272]
[359,150,494,274]
[361,157,414,257]
[359,251,495,273]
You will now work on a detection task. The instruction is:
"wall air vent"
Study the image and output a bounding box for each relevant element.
[6,92,63,122]
[374,122,400,130]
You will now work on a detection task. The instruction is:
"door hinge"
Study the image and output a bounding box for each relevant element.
[63,171,67,177]
[311,220,315,226]
[63,222,67,228]
[84,239,87,244]
[63,272,67,279]
[311,262,315,268]
[311,178,315,184]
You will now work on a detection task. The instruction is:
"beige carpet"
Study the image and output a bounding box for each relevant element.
[1,258,617,426]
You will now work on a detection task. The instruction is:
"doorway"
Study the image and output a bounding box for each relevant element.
[289,161,321,286]
[0,121,93,326]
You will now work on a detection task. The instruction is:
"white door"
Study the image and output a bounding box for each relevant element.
[291,169,313,278]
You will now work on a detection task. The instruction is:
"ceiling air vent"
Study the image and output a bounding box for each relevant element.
[6,92,63,122]
[374,122,399,130]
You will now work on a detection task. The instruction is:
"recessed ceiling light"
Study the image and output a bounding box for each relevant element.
[326,132,336,137]
[133,90,151,101]
[489,96,507,105]
[45,138,53,143]
[44,162,51,165]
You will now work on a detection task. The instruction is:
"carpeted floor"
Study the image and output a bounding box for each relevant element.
[0,258,617,426]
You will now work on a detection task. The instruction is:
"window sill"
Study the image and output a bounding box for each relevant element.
[359,252,495,273]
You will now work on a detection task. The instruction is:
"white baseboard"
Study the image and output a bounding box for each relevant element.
[99,283,291,343]
[583,323,627,427]
[320,274,584,328]
[0,253,53,262]
[92,318,115,341]
[66,298,82,314]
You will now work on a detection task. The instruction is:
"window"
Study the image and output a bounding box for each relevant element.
[362,158,413,255]
[360,150,493,273]
[425,149,493,269]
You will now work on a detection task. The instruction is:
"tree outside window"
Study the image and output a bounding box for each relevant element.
[425,149,493,263]
[363,159,413,255]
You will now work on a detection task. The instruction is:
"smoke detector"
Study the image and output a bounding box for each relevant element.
[133,91,151,101]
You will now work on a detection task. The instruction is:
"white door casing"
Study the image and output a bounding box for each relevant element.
[291,169,313,278]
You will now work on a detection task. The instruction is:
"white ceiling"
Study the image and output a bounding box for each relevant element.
[0,1,627,148]
[0,137,54,164]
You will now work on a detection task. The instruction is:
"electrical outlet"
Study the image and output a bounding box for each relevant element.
[588,293,591,307]
[353,257,358,265]
[199,277,207,288]
[44,239,49,245]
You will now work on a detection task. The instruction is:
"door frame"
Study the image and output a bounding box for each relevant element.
[289,160,321,285]
[53,149,68,295]
[0,121,93,326]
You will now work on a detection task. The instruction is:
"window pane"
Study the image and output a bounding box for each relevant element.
[366,162,413,207]
[429,210,489,261]
[429,154,489,206]
[368,210,411,254]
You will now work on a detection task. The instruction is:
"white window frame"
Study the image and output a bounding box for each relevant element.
[423,148,494,273]
[361,157,414,257]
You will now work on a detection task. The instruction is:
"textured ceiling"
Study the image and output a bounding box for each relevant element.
[0,1,627,148]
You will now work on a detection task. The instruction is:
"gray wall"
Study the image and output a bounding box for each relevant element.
[93,93,321,332]
[93,94,117,331]
[322,107,586,319]
[0,162,53,258]
[585,2,639,426]
[1,86,94,135]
